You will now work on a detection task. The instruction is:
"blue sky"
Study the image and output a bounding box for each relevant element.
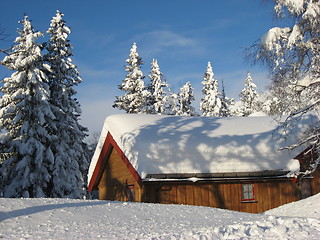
[0,0,284,137]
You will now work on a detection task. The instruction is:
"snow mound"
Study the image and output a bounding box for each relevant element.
[1,198,320,239]
[265,193,320,218]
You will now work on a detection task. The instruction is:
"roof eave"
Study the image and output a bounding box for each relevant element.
[144,170,290,182]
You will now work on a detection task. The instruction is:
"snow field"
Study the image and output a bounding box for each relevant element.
[1,195,320,240]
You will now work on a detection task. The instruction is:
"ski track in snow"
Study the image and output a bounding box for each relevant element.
[0,196,320,240]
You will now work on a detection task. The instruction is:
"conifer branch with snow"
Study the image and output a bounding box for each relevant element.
[0,12,89,198]
[146,59,168,114]
[177,81,196,116]
[0,16,56,198]
[200,62,221,117]
[237,72,260,116]
[165,90,180,115]
[113,42,150,114]
[45,10,89,198]
[219,79,234,117]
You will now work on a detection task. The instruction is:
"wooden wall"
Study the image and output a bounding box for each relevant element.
[98,147,142,202]
[311,166,320,195]
[141,180,301,213]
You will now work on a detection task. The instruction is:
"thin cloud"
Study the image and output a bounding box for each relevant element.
[146,30,195,47]
[78,63,120,80]
[133,30,204,57]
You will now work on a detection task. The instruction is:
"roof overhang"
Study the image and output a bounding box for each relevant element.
[144,170,290,180]
[144,170,293,182]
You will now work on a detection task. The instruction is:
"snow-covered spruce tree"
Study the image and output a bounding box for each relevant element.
[113,42,149,113]
[0,134,14,167]
[200,62,221,117]
[238,72,260,116]
[0,136,7,166]
[219,79,234,117]
[249,0,320,176]
[0,16,56,198]
[45,10,89,198]
[146,59,168,114]
[165,90,180,115]
[177,81,196,116]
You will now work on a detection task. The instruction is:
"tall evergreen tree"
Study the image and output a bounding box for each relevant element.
[147,59,168,114]
[113,42,149,113]
[238,72,260,116]
[200,62,221,116]
[0,16,55,198]
[219,79,234,117]
[45,11,88,198]
[177,81,196,116]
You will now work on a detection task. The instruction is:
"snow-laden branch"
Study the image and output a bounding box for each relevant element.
[247,0,320,178]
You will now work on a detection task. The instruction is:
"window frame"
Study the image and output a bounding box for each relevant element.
[241,183,255,202]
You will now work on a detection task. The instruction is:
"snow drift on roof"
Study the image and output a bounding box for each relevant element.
[88,114,316,181]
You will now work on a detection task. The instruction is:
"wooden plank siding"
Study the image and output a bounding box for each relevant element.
[176,185,186,205]
[311,166,320,195]
[141,179,301,213]
[98,148,142,202]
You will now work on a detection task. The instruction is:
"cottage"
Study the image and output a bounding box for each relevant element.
[88,114,320,213]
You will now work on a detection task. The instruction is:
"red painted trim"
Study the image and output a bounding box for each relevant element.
[291,177,298,184]
[88,132,142,192]
[88,133,113,192]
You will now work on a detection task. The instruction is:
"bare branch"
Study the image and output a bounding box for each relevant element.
[0,25,11,56]
[0,47,11,56]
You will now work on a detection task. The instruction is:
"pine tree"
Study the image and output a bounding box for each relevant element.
[165,89,179,115]
[0,16,56,198]
[238,72,259,116]
[113,42,149,113]
[45,11,89,198]
[219,79,234,117]
[177,81,196,116]
[200,62,221,116]
[146,59,168,114]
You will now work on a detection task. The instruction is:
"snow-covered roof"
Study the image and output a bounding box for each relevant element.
[88,114,314,182]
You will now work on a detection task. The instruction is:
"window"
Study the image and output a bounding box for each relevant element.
[242,184,255,202]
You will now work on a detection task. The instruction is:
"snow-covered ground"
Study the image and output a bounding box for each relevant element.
[0,195,320,240]
[264,192,320,218]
